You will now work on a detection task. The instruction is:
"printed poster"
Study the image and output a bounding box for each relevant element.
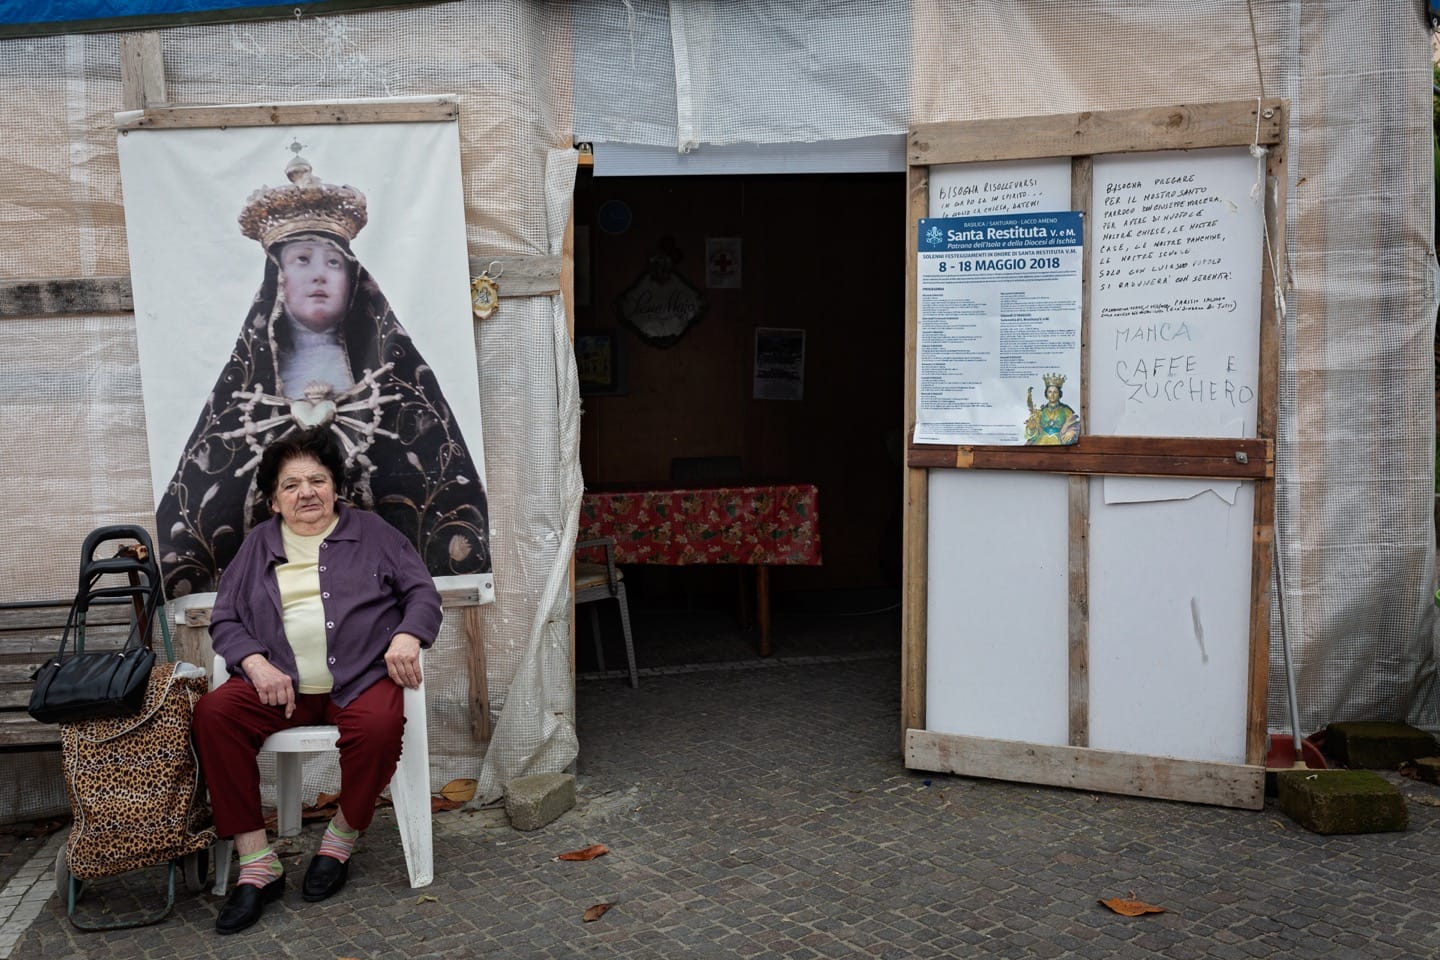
[914,212,1084,445]
[117,112,492,599]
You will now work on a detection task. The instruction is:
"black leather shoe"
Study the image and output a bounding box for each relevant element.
[301,854,349,902]
[215,874,284,935]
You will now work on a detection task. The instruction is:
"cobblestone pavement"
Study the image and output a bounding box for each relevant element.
[6,647,1439,959]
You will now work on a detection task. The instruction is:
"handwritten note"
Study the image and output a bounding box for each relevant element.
[929,158,1071,219]
[1088,148,1263,438]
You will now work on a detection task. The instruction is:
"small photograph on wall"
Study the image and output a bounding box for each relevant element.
[754,328,806,401]
[117,116,491,598]
[576,330,626,396]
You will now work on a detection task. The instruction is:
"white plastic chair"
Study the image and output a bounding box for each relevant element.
[209,651,433,893]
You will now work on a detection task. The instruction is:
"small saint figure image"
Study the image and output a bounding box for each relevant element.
[1023,372,1081,446]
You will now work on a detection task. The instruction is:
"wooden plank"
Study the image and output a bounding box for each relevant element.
[464,606,491,743]
[906,728,1265,810]
[117,98,459,131]
[1068,155,1093,749]
[907,436,1273,478]
[469,254,562,298]
[3,254,553,319]
[1244,115,1286,767]
[119,32,166,111]
[0,277,133,318]
[910,99,1286,166]
[0,715,60,749]
[900,164,930,742]
[1067,476,1089,747]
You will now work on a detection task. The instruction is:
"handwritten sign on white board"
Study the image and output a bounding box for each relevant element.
[1088,148,1263,438]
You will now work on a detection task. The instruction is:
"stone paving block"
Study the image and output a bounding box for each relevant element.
[1276,769,1408,834]
[1324,721,1439,769]
[504,772,576,831]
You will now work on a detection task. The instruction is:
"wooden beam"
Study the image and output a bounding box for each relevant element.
[464,606,491,743]
[469,254,563,299]
[900,165,930,743]
[2,255,559,320]
[907,436,1274,479]
[1244,109,1287,767]
[116,98,459,131]
[0,715,60,750]
[1067,476,1090,747]
[119,32,167,110]
[0,277,133,318]
[910,99,1286,166]
[1068,155,1093,749]
[906,728,1265,810]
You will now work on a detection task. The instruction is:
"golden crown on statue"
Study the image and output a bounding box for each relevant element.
[238,146,368,249]
[1042,372,1066,390]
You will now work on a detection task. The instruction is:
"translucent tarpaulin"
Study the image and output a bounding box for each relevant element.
[0,0,1435,822]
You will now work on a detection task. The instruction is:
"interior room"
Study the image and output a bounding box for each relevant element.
[571,167,905,671]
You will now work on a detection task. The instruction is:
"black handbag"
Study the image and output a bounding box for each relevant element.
[28,641,155,725]
[27,526,166,726]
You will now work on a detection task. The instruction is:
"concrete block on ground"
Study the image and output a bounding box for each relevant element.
[1325,722,1439,769]
[504,772,575,831]
[1413,756,1440,785]
[1276,769,1408,835]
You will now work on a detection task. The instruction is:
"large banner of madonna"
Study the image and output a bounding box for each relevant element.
[118,115,491,599]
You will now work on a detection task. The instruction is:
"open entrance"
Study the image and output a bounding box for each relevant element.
[572,167,905,675]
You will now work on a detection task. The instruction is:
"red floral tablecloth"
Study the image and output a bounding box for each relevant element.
[578,484,822,566]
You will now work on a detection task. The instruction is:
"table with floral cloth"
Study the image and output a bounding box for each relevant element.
[577,484,822,655]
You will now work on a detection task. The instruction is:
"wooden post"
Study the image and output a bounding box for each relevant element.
[900,165,930,742]
[119,32,166,111]
[464,606,491,742]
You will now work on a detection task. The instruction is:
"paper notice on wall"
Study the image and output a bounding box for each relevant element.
[914,212,1083,446]
[928,158,1071,218]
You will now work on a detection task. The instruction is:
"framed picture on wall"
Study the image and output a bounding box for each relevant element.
[754,327,805,401]
[576,329,627,396]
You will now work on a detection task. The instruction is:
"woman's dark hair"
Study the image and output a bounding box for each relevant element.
[252,428,346,522]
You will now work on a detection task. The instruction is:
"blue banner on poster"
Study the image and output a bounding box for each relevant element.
[919,212,1083,253]
[0,1,327,26]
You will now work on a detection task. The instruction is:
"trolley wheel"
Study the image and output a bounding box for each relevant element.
[180,848,210,893]
[53,845,83,902]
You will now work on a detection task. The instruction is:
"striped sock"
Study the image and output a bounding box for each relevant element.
[237,846,282,888]
[317,820,359,863]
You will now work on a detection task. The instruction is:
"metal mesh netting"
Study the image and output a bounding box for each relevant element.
[0,1,1436,823]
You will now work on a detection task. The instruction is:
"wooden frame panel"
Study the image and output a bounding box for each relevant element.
[902,98,1284,808]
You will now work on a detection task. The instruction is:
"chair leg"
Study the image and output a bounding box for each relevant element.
[275,753,303,838]
[392,683,434,888]
[615,584,638,689]
[589,604,606,673]
[212,838,235,896]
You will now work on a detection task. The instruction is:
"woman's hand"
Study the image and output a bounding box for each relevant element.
[241,653,296,718]
[385,632,423,689]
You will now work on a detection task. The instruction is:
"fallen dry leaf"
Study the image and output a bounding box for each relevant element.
[582,902,615,923]
[440,778,478,803]
[432,796,465,813]
[556,844,609,862]
[415,894,439,904]
[1100,897,1167,917]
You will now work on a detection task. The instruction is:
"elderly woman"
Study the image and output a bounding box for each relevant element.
[193,427,441,936]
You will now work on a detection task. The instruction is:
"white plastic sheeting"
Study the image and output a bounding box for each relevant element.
[0,1,1435,823]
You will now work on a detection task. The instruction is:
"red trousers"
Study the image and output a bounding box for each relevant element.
[193,675,404,837]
